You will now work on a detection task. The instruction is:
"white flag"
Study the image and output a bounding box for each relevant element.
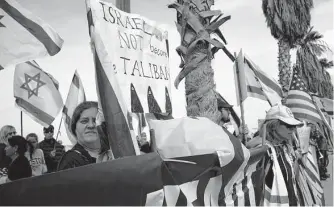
[0,0,63,69]
[234,50,283,106]
[62,70,86,145]
[14,61,63,126]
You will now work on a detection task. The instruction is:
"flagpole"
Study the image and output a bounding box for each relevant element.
[234,52,246,144]
[20,111,23,136]
[260,123,267,206]
[54,117,63,150]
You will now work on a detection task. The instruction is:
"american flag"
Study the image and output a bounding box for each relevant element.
[285,66,322,125]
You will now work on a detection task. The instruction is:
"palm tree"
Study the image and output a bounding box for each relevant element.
[168,0,231,123]
[296,28,333,98]
[262,0,313,93]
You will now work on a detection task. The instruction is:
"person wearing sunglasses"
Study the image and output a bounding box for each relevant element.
[38,125,65,173]
[246,104,306,206]
[0,125,17,145]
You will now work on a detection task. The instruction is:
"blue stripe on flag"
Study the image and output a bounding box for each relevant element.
[245,58,282,97]
[0,0,61,55]
[247,86,263,95]
[15,97,54,125]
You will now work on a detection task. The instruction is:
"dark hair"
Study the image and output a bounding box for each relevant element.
[43,125,54,133]
[26,133,38,159]
[7,135,28,156]
[71,101,98,136]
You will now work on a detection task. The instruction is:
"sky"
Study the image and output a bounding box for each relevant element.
[0,0,333,146]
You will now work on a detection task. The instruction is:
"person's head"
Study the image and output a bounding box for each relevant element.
[0,125,17,145]
[26,133,39,149]
[43,125,54,139]
[5,135,28,158]
[217,95,233,124]
[261,104,302,144]
[71,101,99,147]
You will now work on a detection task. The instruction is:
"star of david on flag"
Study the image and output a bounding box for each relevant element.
[14,61,63,127]
[20,73,46,99]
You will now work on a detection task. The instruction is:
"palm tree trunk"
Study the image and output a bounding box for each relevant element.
[184,42,219,122]
[170,0,221,123]
[278,39,292,93]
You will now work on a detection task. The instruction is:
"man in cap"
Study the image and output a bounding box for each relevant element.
[246,104,303,149]
[39,125,65,173]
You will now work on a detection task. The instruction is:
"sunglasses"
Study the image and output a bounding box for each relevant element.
[284,123,295,129]
[6,131,16,136]
[44,130,54,133]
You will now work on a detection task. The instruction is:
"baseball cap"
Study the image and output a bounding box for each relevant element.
[265,104,302,126]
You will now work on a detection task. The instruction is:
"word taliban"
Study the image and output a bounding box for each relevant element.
[118,57,170,80]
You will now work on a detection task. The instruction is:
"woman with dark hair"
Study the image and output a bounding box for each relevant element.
[57,101,113,171]
[5,136,32,182]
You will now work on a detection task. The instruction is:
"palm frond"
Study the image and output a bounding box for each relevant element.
[262,0,313,45]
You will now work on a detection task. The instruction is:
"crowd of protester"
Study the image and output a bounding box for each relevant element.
[0,99,331,205]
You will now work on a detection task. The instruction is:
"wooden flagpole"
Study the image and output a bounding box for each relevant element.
[234,52,246,144]
[20,111,23,136]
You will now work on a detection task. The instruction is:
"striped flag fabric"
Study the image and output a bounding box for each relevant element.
[263,145,289,206]
[286,66,322,125]
[234,50,283,106]
[62,70,86,144]
[148,116,267,205]
[0,0,63,69]
[0,146,268,206]
[296,146,325,206]
[14,61,63,127]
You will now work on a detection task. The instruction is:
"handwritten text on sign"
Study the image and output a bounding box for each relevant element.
[92,0,171,113]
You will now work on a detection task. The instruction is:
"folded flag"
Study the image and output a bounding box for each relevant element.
[234,50,283,106]
[0,0,63,69]
[14,61,63,127]
[62,70,86,144]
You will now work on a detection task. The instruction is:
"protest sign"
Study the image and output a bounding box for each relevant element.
[89,0,171,113]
